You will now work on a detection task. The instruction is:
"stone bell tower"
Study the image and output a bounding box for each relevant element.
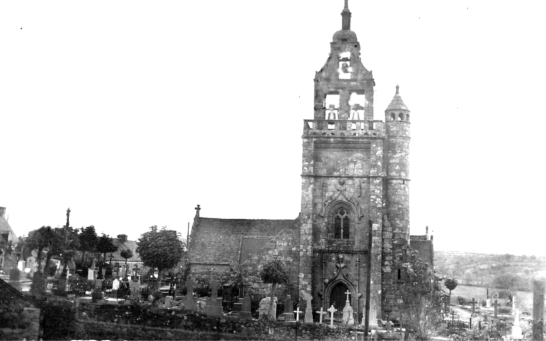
[299,0,385,321]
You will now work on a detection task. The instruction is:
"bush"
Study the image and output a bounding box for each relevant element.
[0,301,31,329]
[41,299,86,340]
[457,296,466,305]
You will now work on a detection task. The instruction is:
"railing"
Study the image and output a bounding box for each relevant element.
[304,120,385,137]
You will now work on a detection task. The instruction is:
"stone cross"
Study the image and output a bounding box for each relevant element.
[328,305,337,328]
[345,290,351,302]
[210,280,220,300]
[450,310,456,324]
[493,299,500,318]
[470,298,477,314]
[186,278,195,297]
[294,306,302,321]
[316,307,327,324]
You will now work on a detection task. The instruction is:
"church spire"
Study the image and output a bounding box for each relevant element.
[341,0,351,30]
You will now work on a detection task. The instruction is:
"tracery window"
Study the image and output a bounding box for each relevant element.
[334,208,350,239]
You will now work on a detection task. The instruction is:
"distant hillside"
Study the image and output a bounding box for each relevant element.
[434,251,546,292]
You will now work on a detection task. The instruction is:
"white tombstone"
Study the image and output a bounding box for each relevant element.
[88,269,95,281]
[316,307,327,324]
[328,305,337,328]
[294,306,302,322]
[511,310,523,340]
[112,278,120,291]
[342,290,354,325]
[486,298,491,308]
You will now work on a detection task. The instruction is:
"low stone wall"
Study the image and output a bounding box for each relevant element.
[80,318,358,341]
[77,302,357,340]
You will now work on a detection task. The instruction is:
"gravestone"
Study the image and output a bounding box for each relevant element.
[328,305,337,328]
[88,269,95,281]
[164,295,173,308]
[240,294,252,319]
[304,295,313,323]
[185,278,197,311]
[259,297,277,320]
[112,278,120,291]
[206,280,223,316]
[294,306,302,322]
[342,290,354,325]
[281,295,295,321]
[533,280,545,341]
[129,281,140,300]
[511,309,523,340]
[486,298,491,308]
[95,279,103,290]
[316,307,327,324]
[493,299,500,318]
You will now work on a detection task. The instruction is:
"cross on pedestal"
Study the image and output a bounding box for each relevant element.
[316,307,327,324]
[345,290,351,302]
[294,306,302,322]
[470,298,477,314]
[493,299,500,318]
[450,310,456,324]
[328,305,337,328]
[108,253,114,265]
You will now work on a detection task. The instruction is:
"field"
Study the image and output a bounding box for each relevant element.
[449,285,533,313]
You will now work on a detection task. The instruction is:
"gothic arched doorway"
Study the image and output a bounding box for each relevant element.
[330,282,349,311]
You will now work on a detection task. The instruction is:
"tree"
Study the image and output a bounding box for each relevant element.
[120,248,133,280]
[136,226,185,290]
[444,277,458,305]
[24,226,54,273]
[259,259,289,321]
[78,226,98,267]
[395,242,444,340]
[96,234,118,279]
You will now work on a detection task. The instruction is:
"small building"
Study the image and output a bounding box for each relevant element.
[0,207,18,271]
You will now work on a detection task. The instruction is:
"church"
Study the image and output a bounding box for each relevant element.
[187,1,433,322]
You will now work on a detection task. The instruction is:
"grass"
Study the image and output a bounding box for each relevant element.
[449,285,533,313]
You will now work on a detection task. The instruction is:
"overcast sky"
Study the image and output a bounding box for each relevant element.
[1,1,545,256]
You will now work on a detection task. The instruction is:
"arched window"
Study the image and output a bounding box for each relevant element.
[334,208,350,239]
[390,113,396,121]
[399,113,404,121]
[406,114,410,121]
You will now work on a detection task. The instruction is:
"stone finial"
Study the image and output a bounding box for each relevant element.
[396,85,400,95]
[341,0,351,30]
[426,226,429,240]
[195,204,201,218]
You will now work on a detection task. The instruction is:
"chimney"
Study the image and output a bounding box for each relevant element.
[425,226,429,240]
[0,207,5,218]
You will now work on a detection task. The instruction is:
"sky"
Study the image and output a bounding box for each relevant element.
[1,1,545,256]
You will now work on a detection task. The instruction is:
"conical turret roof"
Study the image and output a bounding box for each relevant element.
[386,85,410,112]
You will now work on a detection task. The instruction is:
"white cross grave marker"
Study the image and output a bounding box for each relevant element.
[328,305,337,328]
[294,306,302,322]
[345,290,351,302]
[316,307,327,324]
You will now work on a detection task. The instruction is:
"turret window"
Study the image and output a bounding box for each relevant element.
[390,113,396,121]
[334,208,350,239]
[399,113,405,121]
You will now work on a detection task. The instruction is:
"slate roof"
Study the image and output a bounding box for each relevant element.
[0,215,17,242]
[189,217,298,266]
[386,85,410,112]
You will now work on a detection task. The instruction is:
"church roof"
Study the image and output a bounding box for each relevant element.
[0,213,17,243]
[386,85,410,112]
[189,217,298,267]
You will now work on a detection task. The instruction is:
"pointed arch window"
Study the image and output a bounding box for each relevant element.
[334,208,350,239]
